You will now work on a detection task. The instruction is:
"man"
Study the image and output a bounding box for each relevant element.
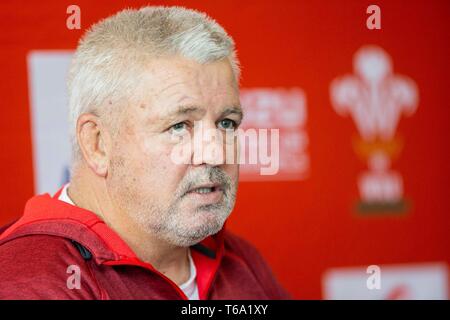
[0,6,290,299]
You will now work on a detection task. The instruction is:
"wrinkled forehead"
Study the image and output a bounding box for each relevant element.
[134,57,241,119]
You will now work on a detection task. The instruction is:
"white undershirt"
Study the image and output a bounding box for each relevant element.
[58,184,200,300]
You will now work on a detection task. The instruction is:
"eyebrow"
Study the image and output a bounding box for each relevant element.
[164,105,206,120]
[164,105,243,121]
[219,106,244,122]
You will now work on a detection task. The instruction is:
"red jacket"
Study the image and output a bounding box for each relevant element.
[0,190,290,300]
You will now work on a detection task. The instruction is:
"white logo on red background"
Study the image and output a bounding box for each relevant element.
[330,45,419,213]
[239,88,309,181]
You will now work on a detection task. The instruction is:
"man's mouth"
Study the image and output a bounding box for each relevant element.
[188,183,223,194]
[183,183,225,204]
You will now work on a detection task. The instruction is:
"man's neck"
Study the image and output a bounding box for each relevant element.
[67,168,191,285]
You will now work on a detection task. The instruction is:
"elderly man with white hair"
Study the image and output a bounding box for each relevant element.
[0,6,290,300]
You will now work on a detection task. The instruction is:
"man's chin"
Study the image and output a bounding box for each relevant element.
[165,232,211,247]
[168,219,225,247]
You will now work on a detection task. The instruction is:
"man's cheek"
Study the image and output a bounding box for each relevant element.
[225,164,239,180]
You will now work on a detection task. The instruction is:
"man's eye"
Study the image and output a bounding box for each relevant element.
[170,122,188,134]
[218,119,237,130]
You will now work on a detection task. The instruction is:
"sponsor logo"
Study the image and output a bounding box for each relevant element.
[330,45,419,214]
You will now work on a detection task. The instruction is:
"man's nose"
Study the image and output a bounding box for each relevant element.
[191,121,226,166]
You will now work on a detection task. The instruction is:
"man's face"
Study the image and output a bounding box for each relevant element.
[106,57,242,247]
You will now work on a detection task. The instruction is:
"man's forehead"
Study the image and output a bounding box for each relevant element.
[136,58,241,119]
[153,80,236,101]
[144,56,237,86]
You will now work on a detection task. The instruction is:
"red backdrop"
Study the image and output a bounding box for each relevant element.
[0,0,449,299]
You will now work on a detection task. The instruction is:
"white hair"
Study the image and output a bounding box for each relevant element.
[67,6,240,164]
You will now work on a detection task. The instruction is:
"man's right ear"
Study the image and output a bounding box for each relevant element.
[76,113,110,177]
